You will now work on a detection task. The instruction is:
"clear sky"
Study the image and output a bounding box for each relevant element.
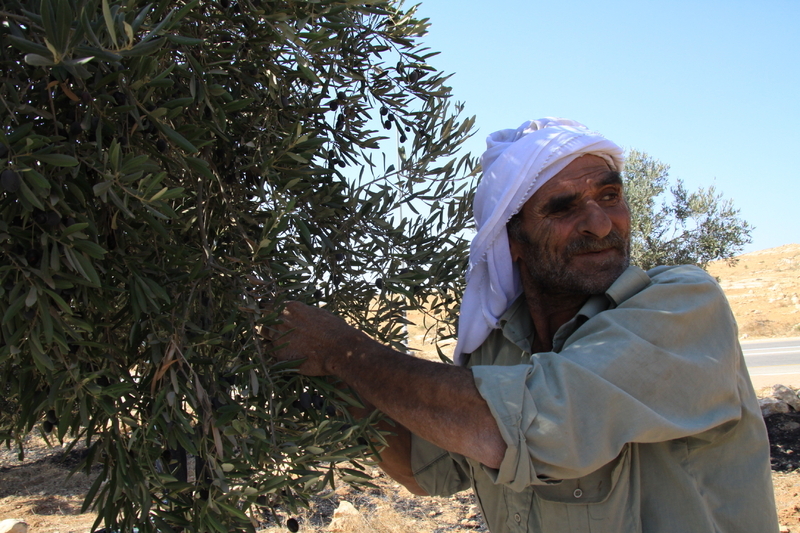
[412,0,799,253]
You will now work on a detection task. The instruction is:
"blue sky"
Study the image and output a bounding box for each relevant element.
[411,0,799,253]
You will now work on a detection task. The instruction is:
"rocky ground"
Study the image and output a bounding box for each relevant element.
[2,244,800,532]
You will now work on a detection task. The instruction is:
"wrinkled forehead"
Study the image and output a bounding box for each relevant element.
[530,154,619,202]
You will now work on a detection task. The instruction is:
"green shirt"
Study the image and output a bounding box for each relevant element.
[411,265,778,533]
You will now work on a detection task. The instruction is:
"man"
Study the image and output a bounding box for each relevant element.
[265,119,779,532]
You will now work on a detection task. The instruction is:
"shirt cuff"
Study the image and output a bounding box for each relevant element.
[472,364,541,491]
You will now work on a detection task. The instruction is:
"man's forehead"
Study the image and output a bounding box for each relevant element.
[536,155,618,195]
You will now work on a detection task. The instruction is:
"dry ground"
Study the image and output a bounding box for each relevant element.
[706,243,800,340]
[2,244,800,532]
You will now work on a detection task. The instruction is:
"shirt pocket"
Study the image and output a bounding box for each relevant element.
[530,445,641,533]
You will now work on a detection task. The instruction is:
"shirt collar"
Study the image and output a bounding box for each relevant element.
[497,265,651,353]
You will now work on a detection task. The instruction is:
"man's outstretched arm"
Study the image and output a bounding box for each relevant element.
[263,302,507,473]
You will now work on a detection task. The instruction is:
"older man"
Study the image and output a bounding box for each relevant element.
[267,119,778,532]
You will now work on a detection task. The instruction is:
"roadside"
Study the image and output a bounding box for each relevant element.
[743,337,800,390]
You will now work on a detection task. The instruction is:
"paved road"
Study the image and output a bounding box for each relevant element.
[742,337,800,380]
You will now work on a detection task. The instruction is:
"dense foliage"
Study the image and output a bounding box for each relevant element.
[0,0,476,530]
[623,149,752,271]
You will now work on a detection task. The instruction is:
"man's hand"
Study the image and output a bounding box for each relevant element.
[261,301,368,376]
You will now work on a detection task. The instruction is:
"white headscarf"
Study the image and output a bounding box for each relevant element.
[454,118,625,365]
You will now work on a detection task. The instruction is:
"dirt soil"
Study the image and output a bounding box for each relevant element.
[2,244,800,532]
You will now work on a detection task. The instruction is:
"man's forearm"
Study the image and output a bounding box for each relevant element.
[329,334,507,469]
[266,302,507,469]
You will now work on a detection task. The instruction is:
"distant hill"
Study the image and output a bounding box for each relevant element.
[707,244,800,340]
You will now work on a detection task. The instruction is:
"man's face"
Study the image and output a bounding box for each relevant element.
[508,154,631,297]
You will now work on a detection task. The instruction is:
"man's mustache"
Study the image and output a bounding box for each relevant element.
[564,231,629,257]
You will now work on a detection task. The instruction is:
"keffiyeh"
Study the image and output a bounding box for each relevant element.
[454,118,625,365]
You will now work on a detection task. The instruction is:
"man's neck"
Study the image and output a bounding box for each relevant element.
[521,275,591,353]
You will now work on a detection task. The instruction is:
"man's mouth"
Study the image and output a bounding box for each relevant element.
[564,232,628,259]
[581,247,615,255]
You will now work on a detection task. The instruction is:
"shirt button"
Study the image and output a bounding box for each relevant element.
[514,513,521,523]
[573,488,583,499]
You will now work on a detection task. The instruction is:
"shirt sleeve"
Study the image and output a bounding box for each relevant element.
[410,433,472,496]
[471,265,745,491]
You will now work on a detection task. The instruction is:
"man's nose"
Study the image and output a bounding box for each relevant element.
[576,201,612,239]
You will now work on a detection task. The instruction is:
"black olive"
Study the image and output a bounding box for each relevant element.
[46,409,58,424]
[113,91,126,105]
[399,134,407,143]
[328,101,339,111]
[298,392,311,411]
[313,289,322,300]
[1,169,20,193]
[287,518,299,532]
[379,106,388,116]
[43,420,54,433]
[25,248,41,265]
[336,91,346,100]
[156,138,168,153]
[311,394,323,410]
[69,121,82,137]
[334,253,345,262]
[81,91,91,104]
[383,120,392,130]
[46,211,60,228]
[375,278,383,290]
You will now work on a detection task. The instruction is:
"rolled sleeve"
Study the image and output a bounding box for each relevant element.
[472,364,541,492]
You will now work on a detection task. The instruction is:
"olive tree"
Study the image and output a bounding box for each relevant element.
[623,149,752,271]
[0,0,476,530]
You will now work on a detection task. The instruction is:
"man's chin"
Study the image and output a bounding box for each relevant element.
[565,253,629,294]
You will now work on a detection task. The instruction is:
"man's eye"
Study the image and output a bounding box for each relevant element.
[548,204,573,215]
[600,191,620,202]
